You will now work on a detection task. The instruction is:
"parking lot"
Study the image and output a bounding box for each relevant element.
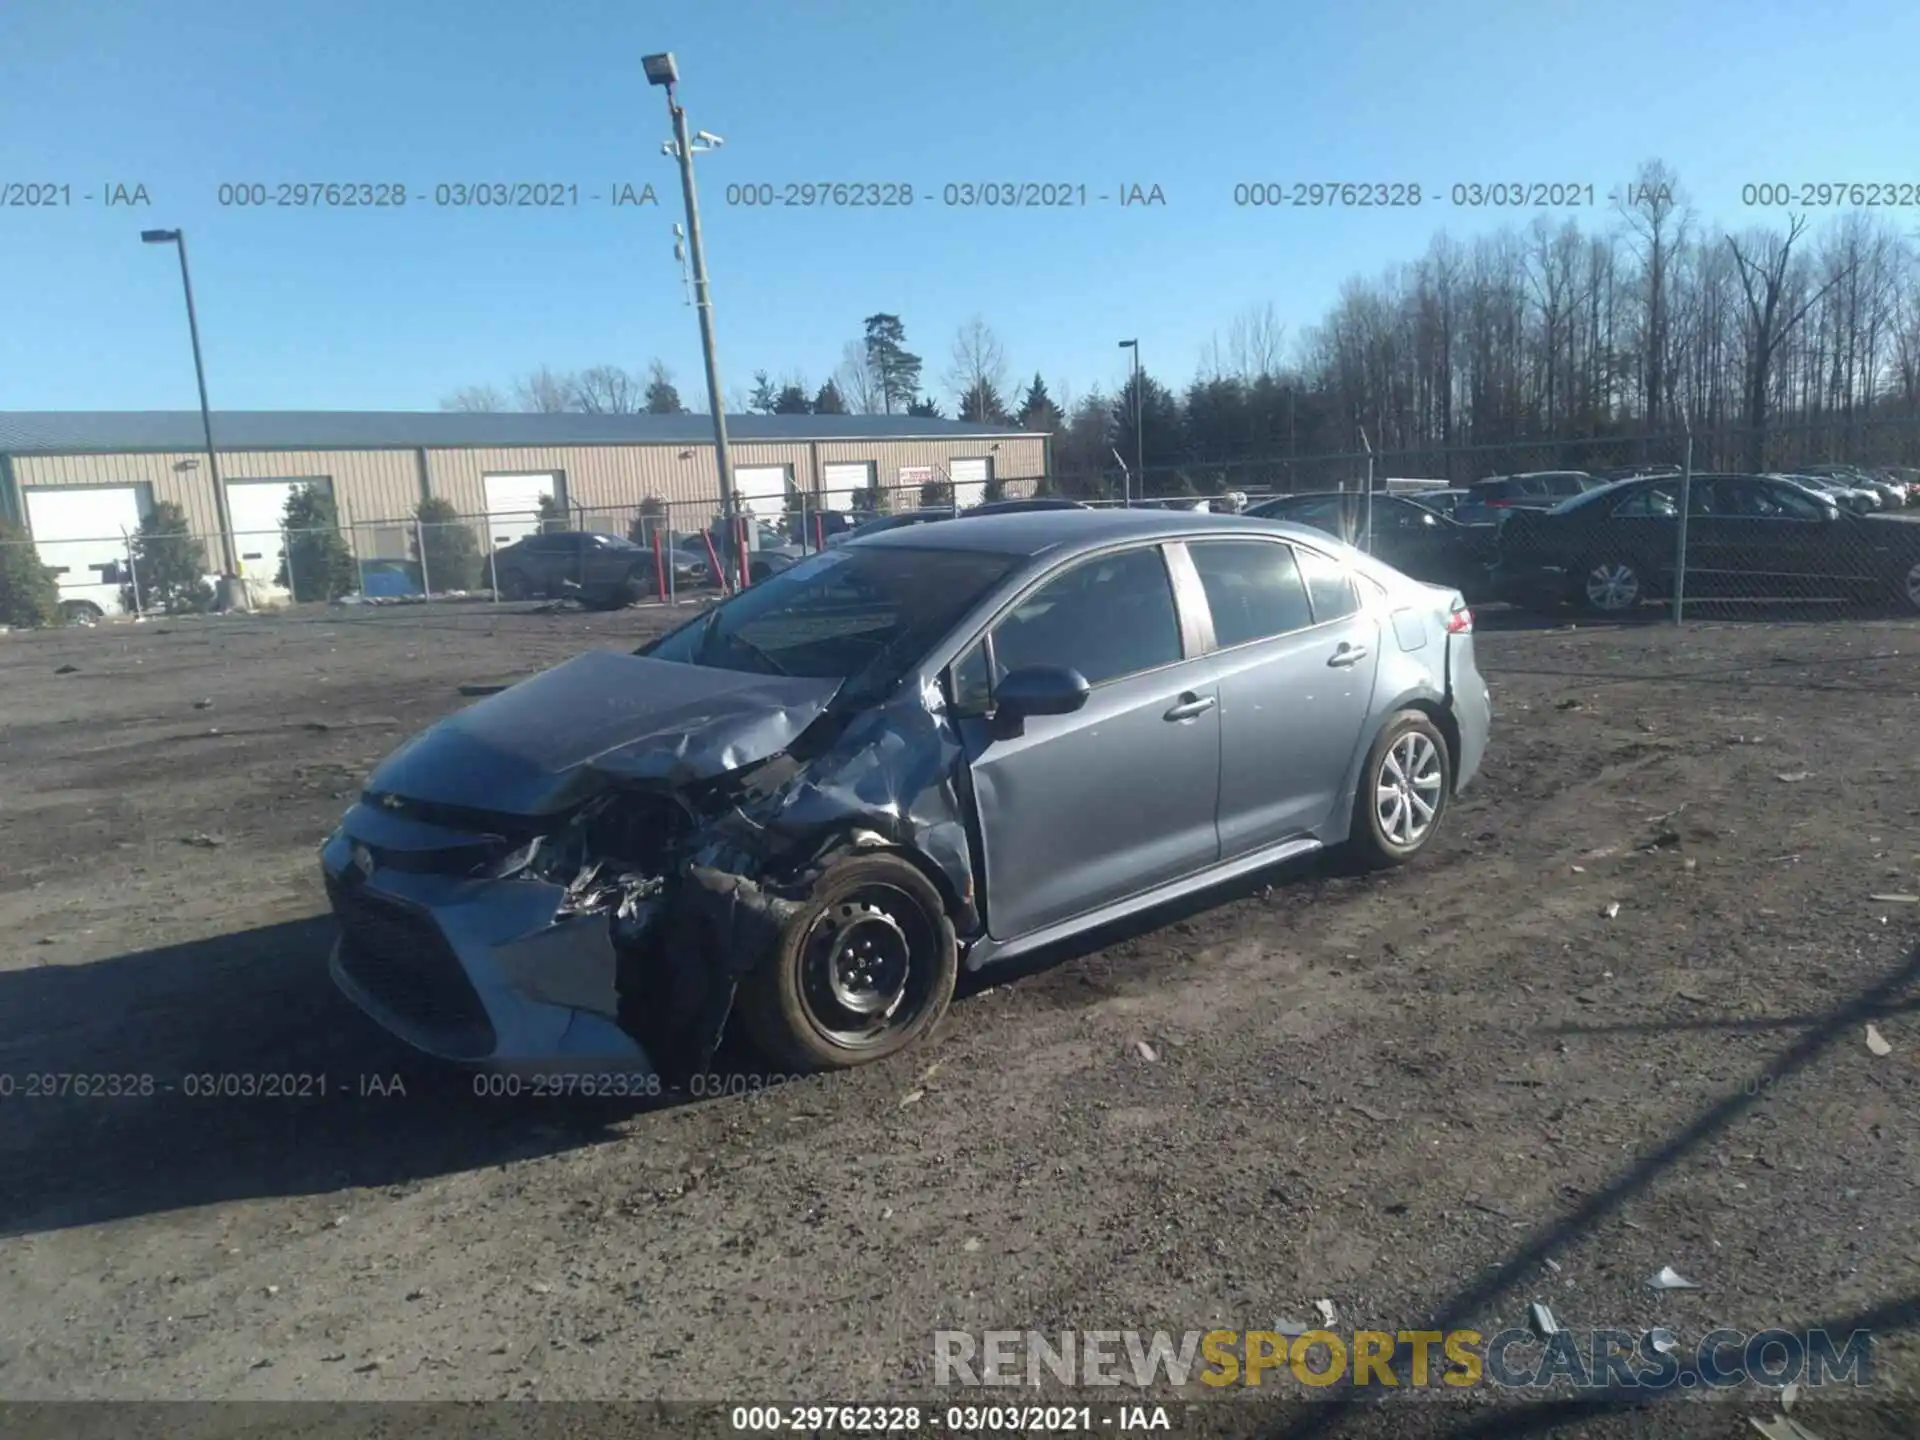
[1,600,1917,1436]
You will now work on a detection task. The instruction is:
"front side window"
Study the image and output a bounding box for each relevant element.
[989,545,1183,686]
[642,544,1022,696]
[1187,539,1315,648]
[1612,482,1679,518]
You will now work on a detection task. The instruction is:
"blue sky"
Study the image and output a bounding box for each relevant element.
[3,0,1918,416]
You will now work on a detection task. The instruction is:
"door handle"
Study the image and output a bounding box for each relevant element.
[1328,643,1370,667]
[1163,693,1216,722]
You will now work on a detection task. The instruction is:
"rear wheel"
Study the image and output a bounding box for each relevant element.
[1579,558,1644,613]
[58,599,104,624]
[1897,558,1920,614]
[495,567,531,601]
[736,853,958,1073]
[1344,710,1451,870]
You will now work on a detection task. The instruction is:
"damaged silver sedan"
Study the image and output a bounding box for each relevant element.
[321,508,1491,1079]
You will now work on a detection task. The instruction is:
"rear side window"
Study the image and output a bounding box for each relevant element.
[1187,539,1314,647]
[1295,547,1361,622]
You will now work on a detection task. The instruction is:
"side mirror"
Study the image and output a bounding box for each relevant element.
[995,665,1091,720]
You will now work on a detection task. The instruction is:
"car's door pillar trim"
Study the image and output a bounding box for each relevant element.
[1162,540,1217,655]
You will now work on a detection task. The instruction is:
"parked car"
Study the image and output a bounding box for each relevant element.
[1244,491,1497,599]
[1782,474,1879,513]
[491,530,699,608]
[323,508,1490,1078]
[1450,471,1600,528]
[963,498,1091,515]
[1492,472,1920,614]
[1406,488,1472,520]
[827,508,959,547]
[704,520,808,583]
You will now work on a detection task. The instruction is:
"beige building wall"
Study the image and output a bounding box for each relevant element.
[14,433,1052,547]
[14,449,421,539]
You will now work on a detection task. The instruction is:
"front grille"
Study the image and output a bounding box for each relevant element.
[330,880,496,1059]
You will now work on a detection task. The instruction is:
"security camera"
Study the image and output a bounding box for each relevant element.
[660,141,675,156]
[695,130,725,146]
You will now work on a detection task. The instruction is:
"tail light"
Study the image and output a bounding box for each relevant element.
[1445,598,1473,634]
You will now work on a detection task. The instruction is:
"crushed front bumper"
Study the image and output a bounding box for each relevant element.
[321,828,654,1075]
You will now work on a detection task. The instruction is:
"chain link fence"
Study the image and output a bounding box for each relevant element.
[4,441,1917,628]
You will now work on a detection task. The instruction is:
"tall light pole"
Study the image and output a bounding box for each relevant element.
[645,51,738,530]
[141,228,236,574]
[1118,339,1142,506]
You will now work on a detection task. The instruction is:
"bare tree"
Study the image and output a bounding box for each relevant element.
[570,365,646,414]
[944,317,1009,410]
[512,366,574,413]
[1728,216,1851,471]
[834,340,881,415]
[1227,302,1287,381]
[1619,159,1686,432]
[440,384,507,412]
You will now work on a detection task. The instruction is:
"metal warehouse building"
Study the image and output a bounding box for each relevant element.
[0,411,1049,613]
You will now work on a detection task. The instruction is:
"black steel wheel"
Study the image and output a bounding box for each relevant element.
[737,853,958,1072]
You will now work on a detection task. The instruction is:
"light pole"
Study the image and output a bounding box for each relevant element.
[645,51,739,537]
[141,228,236,574]
[1118,339,1142,506]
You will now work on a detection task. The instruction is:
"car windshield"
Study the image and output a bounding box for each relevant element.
[641,544,1023,697]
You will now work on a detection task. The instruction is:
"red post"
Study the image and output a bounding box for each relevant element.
[814,511,825,550]
[735,515,751,589]
[652,525,667,603]
[701,529,727,594]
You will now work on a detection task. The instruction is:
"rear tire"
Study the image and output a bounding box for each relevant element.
[736,853,958,1073]
[1579,557,1645,614]
[1343,710,1451,870]
[496,568,531,601]
[1896,558,1920,614]
[58,599,104,624]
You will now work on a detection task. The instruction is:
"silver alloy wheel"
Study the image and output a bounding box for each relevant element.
[1375,730,1444,849]
[1905,559,1920,611]
[1586,562,1640,611]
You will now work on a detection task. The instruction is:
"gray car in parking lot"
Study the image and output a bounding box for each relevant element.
[322,509,1491,1080]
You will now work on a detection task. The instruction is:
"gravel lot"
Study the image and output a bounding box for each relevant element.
[1,599,1917,1438]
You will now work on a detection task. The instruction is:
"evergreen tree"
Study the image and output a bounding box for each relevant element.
[811,379,849,415]
[863,315,923,414]
[905,396,943,418]
[748,370,779,414]
[772,384,812,414]
[412,496,480,591]
[278,484,358,601]
[536,493,568,533]
[0,518,60,626]
[123,501,213,614]
[1016,373,1063,434]
[958,379,1009,424]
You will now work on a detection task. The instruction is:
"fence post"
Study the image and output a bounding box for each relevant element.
[351,520,367,598]
[666,513,677,606]
[1672,429,1693,625]
[486,525,499,606]
[415,517,432,597]
[283,528,298,603]
[121,526,143,615]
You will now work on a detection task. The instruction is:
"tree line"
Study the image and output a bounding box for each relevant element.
[440,160,1920,494]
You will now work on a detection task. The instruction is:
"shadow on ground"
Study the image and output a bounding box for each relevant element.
[0,918,698,1238]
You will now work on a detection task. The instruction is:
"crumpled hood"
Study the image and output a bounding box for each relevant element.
[366,649,842,817]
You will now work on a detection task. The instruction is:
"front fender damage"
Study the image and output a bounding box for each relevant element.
[506,688,979,1079]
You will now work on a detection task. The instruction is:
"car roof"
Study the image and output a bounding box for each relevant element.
[849,505,1339,559]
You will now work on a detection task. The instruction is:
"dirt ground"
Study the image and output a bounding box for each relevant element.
[1,597,1917,1439]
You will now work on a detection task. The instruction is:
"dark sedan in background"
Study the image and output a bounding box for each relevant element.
[492,530,710,607]
[1246,491,1498,599]
[1492,471,1920,614]
[1450,471,1601,528]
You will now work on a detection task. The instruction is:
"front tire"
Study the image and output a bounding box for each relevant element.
[59,599,104,624]
[496,568,531,601]
[1344,710,1451,870]
[1896,558,1920,614]
[736,853,958,1073]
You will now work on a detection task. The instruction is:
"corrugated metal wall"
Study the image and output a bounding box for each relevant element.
[12,435,1053,541]
[13,450,420,537]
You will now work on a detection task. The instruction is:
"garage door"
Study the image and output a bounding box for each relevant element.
[950,458,991,510]
[24,485,149,617]
[820,463,872,511]
[226,478,317,583]
[484,473,558,548]
[732,465,790,523]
